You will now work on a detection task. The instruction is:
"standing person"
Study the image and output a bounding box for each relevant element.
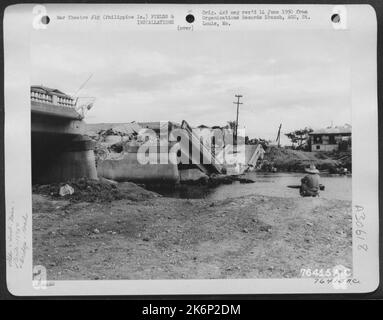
[300,164,320,197]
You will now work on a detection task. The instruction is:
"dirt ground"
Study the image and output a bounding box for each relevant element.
[33,191,352,280]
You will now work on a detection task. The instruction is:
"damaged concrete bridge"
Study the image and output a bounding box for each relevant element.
[31,86,97,184]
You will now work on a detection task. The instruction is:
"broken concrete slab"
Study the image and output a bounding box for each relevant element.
[179,169,209,184]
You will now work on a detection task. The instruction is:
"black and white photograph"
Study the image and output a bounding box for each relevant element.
[3,3,379,296]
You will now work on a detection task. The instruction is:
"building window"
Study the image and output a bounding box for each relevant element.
[316,145,320,150]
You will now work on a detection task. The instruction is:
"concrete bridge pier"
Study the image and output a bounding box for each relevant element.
[32,134,97,184]
[49,135,97,184]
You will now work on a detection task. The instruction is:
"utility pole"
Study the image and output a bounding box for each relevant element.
[233,94,243,145]
[276,123,282,147]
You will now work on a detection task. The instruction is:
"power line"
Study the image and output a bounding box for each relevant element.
[74,73,93,97]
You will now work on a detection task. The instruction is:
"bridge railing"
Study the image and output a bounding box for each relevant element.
[31,89,76,108]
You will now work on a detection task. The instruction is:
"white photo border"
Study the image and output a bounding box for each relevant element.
[3,3,379,296]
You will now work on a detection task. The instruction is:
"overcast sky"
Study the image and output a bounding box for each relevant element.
[31,28,351,145]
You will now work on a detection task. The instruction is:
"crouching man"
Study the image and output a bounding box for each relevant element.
[300,164,320,197]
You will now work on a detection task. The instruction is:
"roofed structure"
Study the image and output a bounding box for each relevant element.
[310,124,351,135]
[309,124,351,152]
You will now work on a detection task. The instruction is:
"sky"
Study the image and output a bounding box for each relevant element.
[31,28,352,145]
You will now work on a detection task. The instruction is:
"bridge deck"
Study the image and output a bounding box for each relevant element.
[31,101,85,135]
[31,101,82,120]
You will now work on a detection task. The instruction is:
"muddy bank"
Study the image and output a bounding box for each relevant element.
[33,193,352,280]
[261,146,351,173]
[178,173,255,186]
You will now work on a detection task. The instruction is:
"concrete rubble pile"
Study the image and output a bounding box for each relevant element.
[85,122,265,186]
[87,122,177,184]
[87,123,148,163]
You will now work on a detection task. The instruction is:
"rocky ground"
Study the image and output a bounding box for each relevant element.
[33,187,352,280]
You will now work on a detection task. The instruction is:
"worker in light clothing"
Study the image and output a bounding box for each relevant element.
[300,164,320,197]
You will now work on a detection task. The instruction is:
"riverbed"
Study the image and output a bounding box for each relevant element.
[33,171,352,280]
[148,172,352,201]
[33,189,352,280]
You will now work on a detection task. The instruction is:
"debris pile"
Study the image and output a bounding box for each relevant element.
[33,178,160,203]
[86,122,160,165]
[93,133,134,164]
